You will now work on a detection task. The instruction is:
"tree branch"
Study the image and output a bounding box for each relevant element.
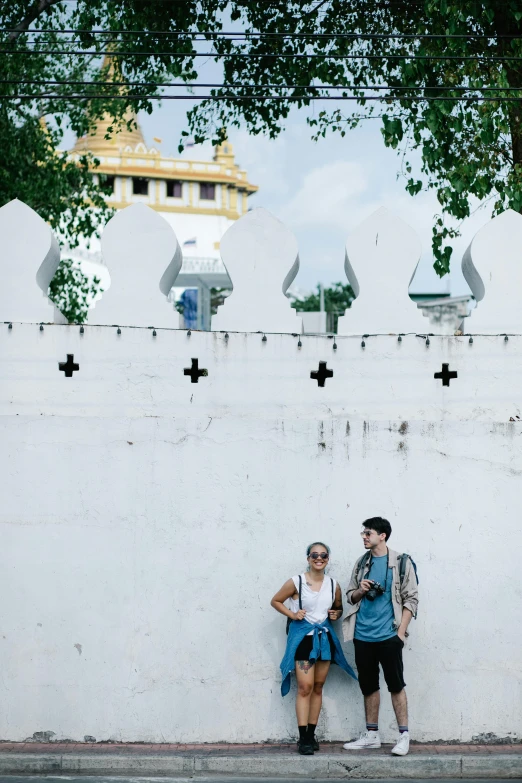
[8,0,63,41]
[302,0,331,18]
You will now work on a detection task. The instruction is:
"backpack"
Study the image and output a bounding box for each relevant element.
[286,575,335,635]
[356,551,419,586]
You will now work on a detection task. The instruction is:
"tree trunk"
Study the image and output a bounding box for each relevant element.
[493,7,522,179]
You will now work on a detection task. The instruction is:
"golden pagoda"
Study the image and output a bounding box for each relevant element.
[71,113,257,223]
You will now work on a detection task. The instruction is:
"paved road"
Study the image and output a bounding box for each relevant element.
[0,777,517,783]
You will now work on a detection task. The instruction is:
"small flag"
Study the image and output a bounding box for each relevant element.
[183,237,197,247]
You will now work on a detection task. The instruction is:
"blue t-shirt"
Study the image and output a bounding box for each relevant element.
[354,553,396,642]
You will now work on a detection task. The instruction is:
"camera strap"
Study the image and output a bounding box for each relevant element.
[358,550,390,593]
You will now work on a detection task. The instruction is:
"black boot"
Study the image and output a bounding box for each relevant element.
[297,725,314,755]
[297,739,315,755]
[307,724,319,752]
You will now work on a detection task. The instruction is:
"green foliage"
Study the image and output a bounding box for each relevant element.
[4,0,522,283]
[48,257,102,324]
[1,0,228,311]
[182,0,522,275]
[290,282,355,332]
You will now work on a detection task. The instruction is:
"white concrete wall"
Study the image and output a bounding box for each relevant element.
[0,201,521,744]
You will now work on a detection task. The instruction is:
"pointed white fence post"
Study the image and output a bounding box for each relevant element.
[462,209,522,334]
[0,199,62,323]
[337,207,429,335]
[211,207,302,333]
[89,203,182,328]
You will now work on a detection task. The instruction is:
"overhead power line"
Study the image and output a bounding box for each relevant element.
[5,28,522,39]
[4,48,522,62]
[4,93,522,102]
[3,79,522,92]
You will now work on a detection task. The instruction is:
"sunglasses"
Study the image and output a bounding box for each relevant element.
[309,552,329,560]
[360,530,374,538]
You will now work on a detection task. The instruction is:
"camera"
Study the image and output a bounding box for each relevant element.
[365,580,385,601]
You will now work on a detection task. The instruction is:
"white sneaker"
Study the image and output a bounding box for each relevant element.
[391,731,410,755]
[343,730,381,750]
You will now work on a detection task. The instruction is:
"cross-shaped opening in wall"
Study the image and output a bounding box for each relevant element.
[434,363,458,387]
[310,361,334,387]
[184,358,208,383]
[59,354,79,378]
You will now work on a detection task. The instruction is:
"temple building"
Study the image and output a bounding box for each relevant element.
[69,112,258,328]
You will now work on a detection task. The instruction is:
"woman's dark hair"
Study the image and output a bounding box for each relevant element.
[363,517,392,541]
[306,541,331,557]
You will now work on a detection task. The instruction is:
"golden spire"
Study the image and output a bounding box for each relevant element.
[72,56,146,156]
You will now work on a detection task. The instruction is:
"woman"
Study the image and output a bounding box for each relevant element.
[271,542,357,755]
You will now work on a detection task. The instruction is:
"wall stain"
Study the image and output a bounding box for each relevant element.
[399,421,409,435]
[74,643,82,656]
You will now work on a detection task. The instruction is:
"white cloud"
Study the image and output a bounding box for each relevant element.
[279,160,369,229]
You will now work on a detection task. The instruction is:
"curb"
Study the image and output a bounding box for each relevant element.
[0,751,521,778]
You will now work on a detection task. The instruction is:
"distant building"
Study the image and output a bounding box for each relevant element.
[412,293,473,334]
[69,110,258,328]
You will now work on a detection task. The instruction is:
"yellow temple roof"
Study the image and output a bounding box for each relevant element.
[73,110,146,156]
[69,58,257,218]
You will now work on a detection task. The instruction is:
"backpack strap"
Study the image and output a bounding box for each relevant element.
[286,575,303,636]
[330,576,334,605]
[398,553,419,584]
[356,551,372,583]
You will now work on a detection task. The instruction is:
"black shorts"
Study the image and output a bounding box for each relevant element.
[294,632,336,661]
[353,635,406,695]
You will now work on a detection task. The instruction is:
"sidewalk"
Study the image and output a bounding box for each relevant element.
[0,741,520,779]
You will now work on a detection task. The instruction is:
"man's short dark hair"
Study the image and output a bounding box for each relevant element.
[363,516,392,541]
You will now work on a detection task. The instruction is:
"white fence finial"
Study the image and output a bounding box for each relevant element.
[337,207,429,335]
[89,203,182,327]
[462,209,522,334]
[0,199,61,323]
[211,207,302,333]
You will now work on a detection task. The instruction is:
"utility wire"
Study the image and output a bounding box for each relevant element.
[4,48,522,61]
[3,79,522,91]
[5,28,522,39]
[5,93,522,101]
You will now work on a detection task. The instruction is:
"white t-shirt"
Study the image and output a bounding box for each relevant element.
[288,574,337,635]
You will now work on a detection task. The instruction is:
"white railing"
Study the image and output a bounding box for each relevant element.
[1,198,521,334]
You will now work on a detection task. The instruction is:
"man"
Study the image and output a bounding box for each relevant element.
[342,517,418,756]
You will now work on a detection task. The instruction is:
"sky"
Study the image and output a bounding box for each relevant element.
[133,96,494,299]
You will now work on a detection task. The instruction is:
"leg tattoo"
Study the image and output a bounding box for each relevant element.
[297,660,313,673]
